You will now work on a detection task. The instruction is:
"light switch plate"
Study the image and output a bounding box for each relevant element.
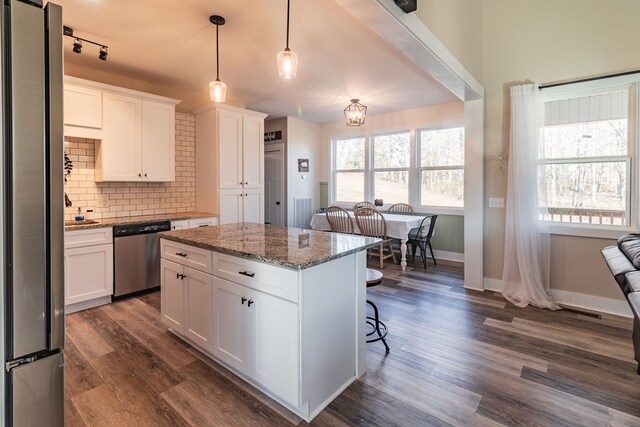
[489,197,505,208]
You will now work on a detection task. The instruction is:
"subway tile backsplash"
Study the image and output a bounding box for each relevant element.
[64,112,196,220]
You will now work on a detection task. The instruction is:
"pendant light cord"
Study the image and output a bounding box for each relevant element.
[286,0,290,49]
[215,23,220,80]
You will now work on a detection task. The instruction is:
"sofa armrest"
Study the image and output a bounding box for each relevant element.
[602,245,636,294]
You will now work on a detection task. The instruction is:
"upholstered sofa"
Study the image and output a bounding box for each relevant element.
[601,233,640,374]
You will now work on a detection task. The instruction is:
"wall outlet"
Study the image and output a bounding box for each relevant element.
[489,197,505,208]
[96,194,108,208]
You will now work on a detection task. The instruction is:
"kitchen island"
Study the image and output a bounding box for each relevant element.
[159,223,379,422]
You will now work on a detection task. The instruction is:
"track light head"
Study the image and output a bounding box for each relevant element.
[72,39,82,54]
[98,47,108,61]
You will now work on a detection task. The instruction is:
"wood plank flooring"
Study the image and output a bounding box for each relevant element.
[65,261,640,426]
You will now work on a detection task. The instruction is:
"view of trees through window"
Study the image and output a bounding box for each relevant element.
[332,127,465,208]
[541,119,629,225]
[419,127,464,207]
[373,132,410,204]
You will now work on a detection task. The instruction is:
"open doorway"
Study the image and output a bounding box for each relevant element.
[264,143,286,226]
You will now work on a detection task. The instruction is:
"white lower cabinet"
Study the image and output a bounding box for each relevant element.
[64,227,113,312]
[160,241,361,422]
[161,259,213,353]
[218,189,264,224]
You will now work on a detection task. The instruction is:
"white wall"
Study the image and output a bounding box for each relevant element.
[286,117,322,226]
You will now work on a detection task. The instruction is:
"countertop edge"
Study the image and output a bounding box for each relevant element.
[64,212,216,231]
[160,233,381,271]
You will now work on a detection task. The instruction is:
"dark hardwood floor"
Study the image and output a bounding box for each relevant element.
[65,260,640,426]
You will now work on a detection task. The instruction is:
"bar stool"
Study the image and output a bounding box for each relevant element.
[366,268,390,352]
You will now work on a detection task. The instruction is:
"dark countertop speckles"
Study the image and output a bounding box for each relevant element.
[160,223,380,270]
[64,212,216,231]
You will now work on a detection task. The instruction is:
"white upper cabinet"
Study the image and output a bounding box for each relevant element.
[97,92,142,181]
[64,83,102,138]
[195,104,267,222]
[142,100,176,182]
[64,76,179,183]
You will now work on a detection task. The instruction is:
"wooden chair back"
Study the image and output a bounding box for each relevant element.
[354,208,387,239]
[387,203,413,215]
[326,206,354,234]
[353,201,375,211]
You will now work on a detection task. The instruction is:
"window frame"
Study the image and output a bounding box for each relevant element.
[371,130,412,206]
[540,78,638,239]
[416,125,465,212]
[329,124,465,215]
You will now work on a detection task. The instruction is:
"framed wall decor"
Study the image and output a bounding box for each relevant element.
[298,158,309,172]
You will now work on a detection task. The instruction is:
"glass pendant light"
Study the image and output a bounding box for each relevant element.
[344,99,367,126]
[209,15,227,103]
[277,0,298,79]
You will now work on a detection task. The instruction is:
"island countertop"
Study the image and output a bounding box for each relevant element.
[159,222,380,270]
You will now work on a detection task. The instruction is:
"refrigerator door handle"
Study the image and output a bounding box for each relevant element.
[45,2,64,350]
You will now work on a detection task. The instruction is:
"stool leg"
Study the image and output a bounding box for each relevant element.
[368,300,390,353]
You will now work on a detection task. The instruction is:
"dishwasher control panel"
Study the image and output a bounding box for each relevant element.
[113,221,171,237]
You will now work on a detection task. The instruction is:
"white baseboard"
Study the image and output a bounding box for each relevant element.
[548,289,632,318]
[481,277,632,318]
[433,249,464,263]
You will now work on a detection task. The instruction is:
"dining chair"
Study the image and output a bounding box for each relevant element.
[353,201,376,212]
[354,207,397,268]
[325,206,354,234]
[407,214,438,268]
[387,203,413,215]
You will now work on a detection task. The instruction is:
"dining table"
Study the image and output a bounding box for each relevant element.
[309,211,426,271]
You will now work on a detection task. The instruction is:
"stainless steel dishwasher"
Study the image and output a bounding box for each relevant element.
[113,221,171,298]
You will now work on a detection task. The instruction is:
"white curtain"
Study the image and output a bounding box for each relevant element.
[501,83,560,310]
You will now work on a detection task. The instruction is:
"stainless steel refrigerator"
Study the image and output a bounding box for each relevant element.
[1,0,64,425]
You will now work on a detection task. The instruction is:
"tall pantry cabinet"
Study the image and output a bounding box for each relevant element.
[195,104,268,224]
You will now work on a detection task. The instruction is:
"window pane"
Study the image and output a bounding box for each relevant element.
[420,170,464,207]
[543,119,628,159]
[335,172,364,202]
[420,127,465,167]
[335,137,365,170]
[373,132,410,168]
[541,161,627,225]
[374,171,408,204]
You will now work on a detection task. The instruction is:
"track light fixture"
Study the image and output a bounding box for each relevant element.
[63,26,108,62]
[72,39,82,54]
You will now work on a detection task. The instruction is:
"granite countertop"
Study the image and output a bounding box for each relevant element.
[64,211,216,231]
[160,223,381,270]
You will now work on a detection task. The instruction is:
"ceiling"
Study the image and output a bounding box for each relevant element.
[52,0,459,122]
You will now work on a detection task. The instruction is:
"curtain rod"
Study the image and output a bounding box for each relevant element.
[539,69,640,90]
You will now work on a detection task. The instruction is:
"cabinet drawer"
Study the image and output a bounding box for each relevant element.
[188,217,218,228]
[213,253,298,303]
[161,239,213,274]
[65,227,113,249]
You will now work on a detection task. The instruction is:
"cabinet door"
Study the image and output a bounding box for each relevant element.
[211,277,250,375]
[217,109,243,189]
[250,289,299,406]
[184,267,213,353]
[243,189,264,224]
[218,189,243,225]
[242,114,264,189]
[63,84,102,129]
[98,92,142,181]
[161,259,184,333]
[64,243,113,306]
[142,100,175,182]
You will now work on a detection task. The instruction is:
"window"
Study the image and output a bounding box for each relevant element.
[418,127,465,207]
[330,126,465,211]
[540,88,631,226]
[333,136,365,203]
[372,132,410,204]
